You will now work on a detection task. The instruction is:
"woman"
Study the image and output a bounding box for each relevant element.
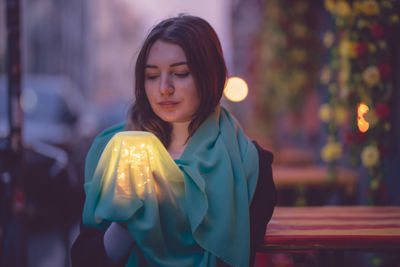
[71,15,276,267]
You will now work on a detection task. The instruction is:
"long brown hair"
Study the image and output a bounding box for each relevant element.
[128,15,227,147]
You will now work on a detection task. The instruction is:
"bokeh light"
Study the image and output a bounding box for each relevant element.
[357,103,369,133]
[223,77,248,102]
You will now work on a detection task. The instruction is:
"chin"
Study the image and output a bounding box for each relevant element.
[154,109,193,124]
[157,114,180,123]
[158,115,190,124]
[162,118,185,123]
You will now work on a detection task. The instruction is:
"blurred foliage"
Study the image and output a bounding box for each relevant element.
[255,0,322,141]
[320,0,399,204]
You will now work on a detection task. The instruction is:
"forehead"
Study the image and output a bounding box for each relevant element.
[146,40,187,64]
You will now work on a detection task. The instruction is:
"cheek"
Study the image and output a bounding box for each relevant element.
[184,78,200,101]
[191,90,200,106]
[187,88,201,112]
[144,88,158,112]
[144,85,155,102]
[190,84,200,105]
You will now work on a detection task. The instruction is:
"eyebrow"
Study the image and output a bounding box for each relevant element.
[145,61,188,68]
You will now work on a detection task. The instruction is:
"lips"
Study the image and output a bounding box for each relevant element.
[158,101,179,108]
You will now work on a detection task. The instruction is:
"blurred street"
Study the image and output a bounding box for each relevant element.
[26,222,79,267]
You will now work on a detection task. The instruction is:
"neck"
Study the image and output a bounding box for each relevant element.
[168,121,190,159]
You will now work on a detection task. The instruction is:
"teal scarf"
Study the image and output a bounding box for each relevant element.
[82,106,259,266]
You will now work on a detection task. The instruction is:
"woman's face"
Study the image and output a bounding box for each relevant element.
[144,40,200,124]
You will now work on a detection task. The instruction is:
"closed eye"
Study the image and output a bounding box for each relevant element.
[146,74,159,80]
[175,72,189,78]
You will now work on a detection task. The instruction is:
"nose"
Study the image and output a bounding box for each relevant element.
[159,74,174,96]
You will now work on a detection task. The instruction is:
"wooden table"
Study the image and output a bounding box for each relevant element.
[261,206,400,265]
[263,206,400,252]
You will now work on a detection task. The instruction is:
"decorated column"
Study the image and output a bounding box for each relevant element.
[319,0,399,204]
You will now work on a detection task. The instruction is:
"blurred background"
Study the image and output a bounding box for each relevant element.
[0,0,399,266]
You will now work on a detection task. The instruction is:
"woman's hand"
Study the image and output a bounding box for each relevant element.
[103,222,135,263]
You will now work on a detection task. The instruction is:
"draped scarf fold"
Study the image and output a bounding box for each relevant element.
[82,106,259,267]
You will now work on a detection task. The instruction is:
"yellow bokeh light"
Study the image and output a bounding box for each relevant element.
[357,103,369,133]
[224,77,248,102]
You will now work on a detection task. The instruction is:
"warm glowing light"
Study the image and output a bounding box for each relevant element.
[84,131,194,227]
[357,103,369,132]
[95,131,185,215]
[113,138,156,197]
[223,77,248,102]
[116,160,132,195]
